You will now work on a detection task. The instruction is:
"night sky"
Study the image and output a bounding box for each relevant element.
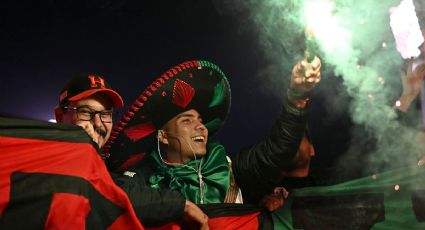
[0,0,353,169]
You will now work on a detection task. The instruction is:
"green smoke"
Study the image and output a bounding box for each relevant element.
[214,0,424,176]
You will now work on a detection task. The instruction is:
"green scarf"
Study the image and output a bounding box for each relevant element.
[149,142,230,204]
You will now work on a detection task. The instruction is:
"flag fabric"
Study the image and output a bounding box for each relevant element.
[146,204,273,230]
[0,116,274,230]
[0,117,144,230]
[2,116,425,229]
[273,165,425,229]
[145,164,425,230]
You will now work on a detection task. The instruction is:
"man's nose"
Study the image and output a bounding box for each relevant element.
[92,113,103,127]
[195,121,206,131]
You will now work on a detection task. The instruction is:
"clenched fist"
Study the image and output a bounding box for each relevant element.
[290,56,322,93]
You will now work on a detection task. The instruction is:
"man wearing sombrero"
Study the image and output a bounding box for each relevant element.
[104,58,321,225]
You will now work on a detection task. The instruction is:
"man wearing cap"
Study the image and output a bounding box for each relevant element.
[55,74,124,149]
[105,57,321,211]
[55,74,210,229]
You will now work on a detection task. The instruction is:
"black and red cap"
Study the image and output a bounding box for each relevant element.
[59,74,124,108]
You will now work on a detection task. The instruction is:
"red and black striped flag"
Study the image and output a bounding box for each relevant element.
[0,117,144,229]
[0,117,273,230]
[3,116,424,229]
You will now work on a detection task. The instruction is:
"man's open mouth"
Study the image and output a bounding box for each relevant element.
[191,136,205,142]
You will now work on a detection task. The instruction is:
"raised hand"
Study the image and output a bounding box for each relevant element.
[183,200,209,230]
[397,60,425,112]
[290,56,322,94]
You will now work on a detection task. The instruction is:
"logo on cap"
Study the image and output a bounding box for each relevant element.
[88,75,106,89]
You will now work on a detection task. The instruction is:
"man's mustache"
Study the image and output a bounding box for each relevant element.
[95,127,107,138]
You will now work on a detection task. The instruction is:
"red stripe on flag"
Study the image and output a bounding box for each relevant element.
[145,211,261,230]
[0,136,144,229]
[207,212,260,230]
[44,193,90,230]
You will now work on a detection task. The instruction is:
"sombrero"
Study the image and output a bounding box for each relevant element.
[103,60,231,171]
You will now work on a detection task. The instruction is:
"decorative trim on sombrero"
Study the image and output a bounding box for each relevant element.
[102,60,231,171]
[209,78,227,108]
[123,122,156,142]
[172,79,195,108]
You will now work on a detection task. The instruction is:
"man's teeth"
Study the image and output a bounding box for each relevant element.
[192,136,205,141]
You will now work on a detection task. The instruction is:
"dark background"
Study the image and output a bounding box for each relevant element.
[0,0,353,169]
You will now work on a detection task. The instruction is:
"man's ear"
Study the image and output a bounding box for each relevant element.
[157,130,169,145]
[54,106,63,122]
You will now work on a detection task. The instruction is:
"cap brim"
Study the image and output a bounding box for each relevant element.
[68,89,124,108]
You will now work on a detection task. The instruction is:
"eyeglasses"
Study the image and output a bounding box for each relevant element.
[62,106,113,123]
